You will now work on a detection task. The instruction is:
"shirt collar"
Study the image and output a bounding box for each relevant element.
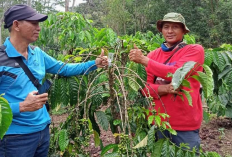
[161,40,183,52]
[4,37,35,58]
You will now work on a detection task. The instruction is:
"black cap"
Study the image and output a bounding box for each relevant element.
[4,4,48,29]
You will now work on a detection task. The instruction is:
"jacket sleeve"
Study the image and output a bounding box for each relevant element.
[41,49,98,76]
[9,102,20,116]
[145,45,205,82]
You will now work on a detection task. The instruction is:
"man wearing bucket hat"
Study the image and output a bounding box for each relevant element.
[0,4,107,157]
[129,12,204,152]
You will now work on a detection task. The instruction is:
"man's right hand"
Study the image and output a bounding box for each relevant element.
[20,91,48,112]
[158,84,180,96]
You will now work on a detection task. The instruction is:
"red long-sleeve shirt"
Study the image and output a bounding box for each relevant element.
[143,44,204,131]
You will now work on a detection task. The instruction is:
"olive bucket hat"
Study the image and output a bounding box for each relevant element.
[157,12,190,34]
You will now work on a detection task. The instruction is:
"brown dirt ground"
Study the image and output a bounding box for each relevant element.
[200,117,232,157]
[51,114,232,157]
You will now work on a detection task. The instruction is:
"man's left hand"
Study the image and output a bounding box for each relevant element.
[96,49,108,68]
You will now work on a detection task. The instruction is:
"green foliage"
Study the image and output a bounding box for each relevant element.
[0,96,12,139]
[171,61,197,90]
[101,144,118,156]
[96,111,109,131]
[181,89,192,106]
[205,47,232,118]
[58,129,69,151]
[151,139,166,157]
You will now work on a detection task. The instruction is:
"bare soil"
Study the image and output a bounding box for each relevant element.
[200,117,232,156]
[51,114,232,157]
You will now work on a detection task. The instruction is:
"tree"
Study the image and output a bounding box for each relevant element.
[27,0,31,6]
[65,0,69,12]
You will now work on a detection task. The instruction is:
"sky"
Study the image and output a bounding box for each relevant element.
[55,0,87,12]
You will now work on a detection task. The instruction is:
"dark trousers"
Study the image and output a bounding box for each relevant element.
[157,129,200,152]
[0,125,50,157]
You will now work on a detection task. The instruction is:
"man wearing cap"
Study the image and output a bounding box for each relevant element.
[0,4,107,157]
[129,13,204,152]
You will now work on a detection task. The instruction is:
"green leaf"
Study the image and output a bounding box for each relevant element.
[161,140,169,157]
[78,31,85,42]
[172,61,197,90]
[169,145,176,157]
[59,129,69,151]
[155,115,161,127]
[94,130,100,146]
[192,64,214,99]
[176,148,184,157]
[85,31,92,43]
[167,72,173,78]
[224,70,232,90]
[133,135,148,149]
[181,79,191,88]
[213,52,226,72]
[50,78,60,109]
[137,64,147,87]
[151,139,166,157]
[147,125,155,149]
[204,50,214,66]
[101,144,118,156]
[203,110,210,123]
[68,77,78,106]
[103,152,119,157]
[181,89,192,106]
[59,78,69,106]
[167,129,177,135]
[128,62,140,91]
[218,65,231,80]
[91,86,103,108]
[225,51,232,60]
[148,115,154,125]
[0,104,1,126]
[113,119,121,126]
[0,97,12,139]
[96,111,109,131]
[205,152,221,157]
[201,65,214,97]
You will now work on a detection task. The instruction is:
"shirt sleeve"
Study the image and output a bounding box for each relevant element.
[146,44,205,81]
[41,49,98,76]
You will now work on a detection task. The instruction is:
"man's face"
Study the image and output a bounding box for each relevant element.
[161,22,185,47]
[18,20,41,43]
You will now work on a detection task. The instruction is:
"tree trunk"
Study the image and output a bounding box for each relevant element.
[65,0,69,12]
[27,0,31,6]
[134,1,137,34]
[108,67,120,144]
[0,2,11,44]
[123,0,126,34]
[0,21,2,45]
[71,0,76,12]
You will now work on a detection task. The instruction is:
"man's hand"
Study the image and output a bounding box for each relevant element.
[20,91,48,112]
[129,44,149,66]
[96,49,108,68]
[158,83,180,96]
